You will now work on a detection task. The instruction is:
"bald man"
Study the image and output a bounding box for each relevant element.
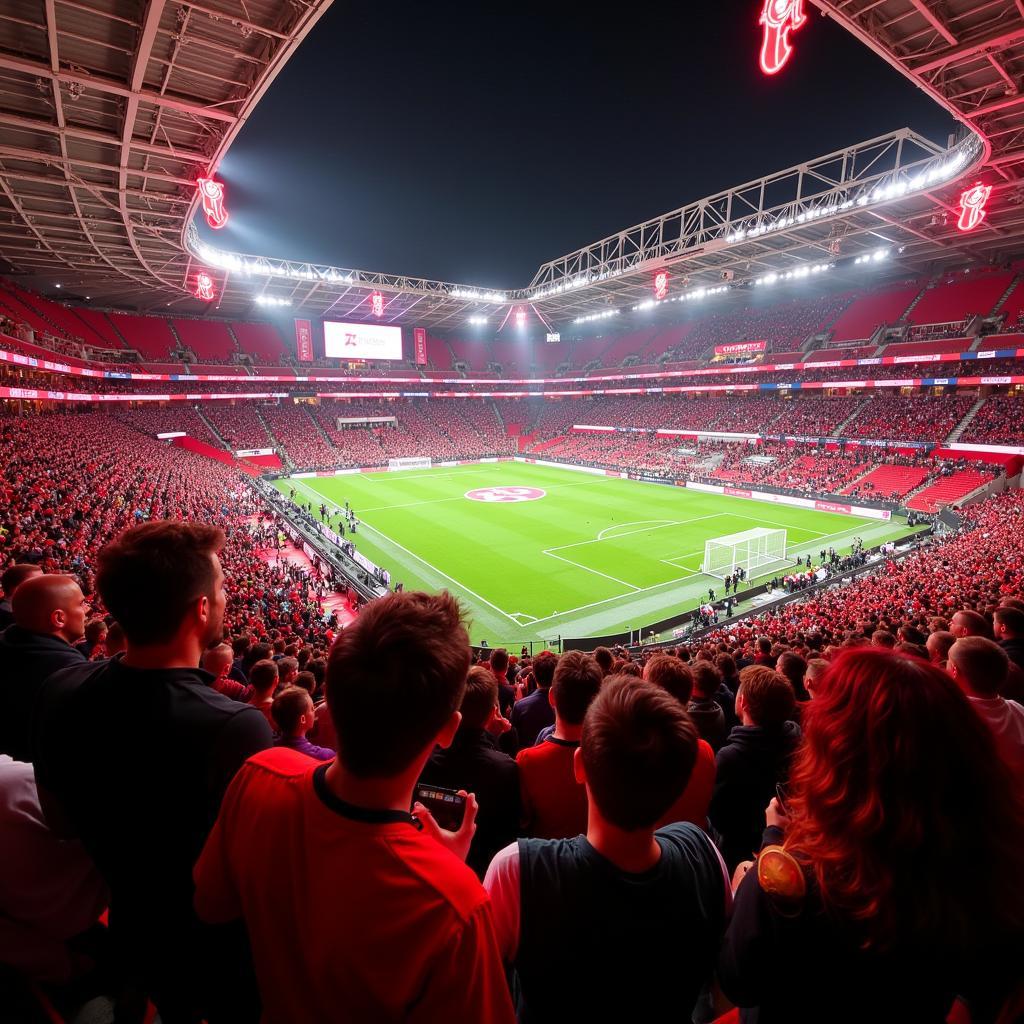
[948,637,1024,775]
[201,643,251,702]
[950,609,991,639]
[0,574,88,762]
[0,563,44,630]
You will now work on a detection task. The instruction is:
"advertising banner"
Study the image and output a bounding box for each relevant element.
[413,327,427,366]
[714,340,767,356]
[294,319,313,362]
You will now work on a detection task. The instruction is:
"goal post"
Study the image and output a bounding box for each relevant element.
[387,457,432,471]
[702,527,789,580]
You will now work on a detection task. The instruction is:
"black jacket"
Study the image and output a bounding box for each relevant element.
[509,688,555,754]
[420,726,520,878]
[1000,637,1024,671]
[687,697,728,752]
[708,721,802,869]
[0,623,86,762]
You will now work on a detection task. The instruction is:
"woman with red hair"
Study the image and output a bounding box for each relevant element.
[718,648,1024,1023]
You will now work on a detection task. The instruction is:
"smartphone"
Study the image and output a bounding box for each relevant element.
[775,782,790,813]
[414,785,466,831]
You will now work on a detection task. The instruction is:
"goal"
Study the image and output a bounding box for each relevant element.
[702,527,789,580]
[387,457,432,471]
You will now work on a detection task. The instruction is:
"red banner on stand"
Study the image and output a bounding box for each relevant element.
[413,327,427,366]
[294,319,313,362]
[714,340,767,356]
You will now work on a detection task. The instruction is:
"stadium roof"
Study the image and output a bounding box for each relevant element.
[2,0,1024,329]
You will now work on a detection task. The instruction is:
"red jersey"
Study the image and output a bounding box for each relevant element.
[194,748,514,1024]
[658,739,716,829]
[516,736,587,839]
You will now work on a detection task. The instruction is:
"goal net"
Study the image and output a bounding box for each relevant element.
[387,457,432,471]
[702,527,789,580]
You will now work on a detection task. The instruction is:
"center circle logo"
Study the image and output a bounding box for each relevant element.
[465,486,546,503]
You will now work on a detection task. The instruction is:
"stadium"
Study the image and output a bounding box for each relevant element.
[1,1,1023,1022]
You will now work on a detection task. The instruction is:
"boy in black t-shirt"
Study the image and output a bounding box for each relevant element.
[484,675,730,1023]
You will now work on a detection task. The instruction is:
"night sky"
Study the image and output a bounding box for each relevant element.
[211,2,955,289]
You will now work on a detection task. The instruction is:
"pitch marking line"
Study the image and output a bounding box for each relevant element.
[549,513,726,555]
[542,549,641,592]
[596,519,679,541]
[289,480,525,627]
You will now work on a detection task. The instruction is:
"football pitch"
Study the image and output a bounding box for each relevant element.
[276,462,919,646]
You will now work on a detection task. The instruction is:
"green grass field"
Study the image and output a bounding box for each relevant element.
[276,462,919,646]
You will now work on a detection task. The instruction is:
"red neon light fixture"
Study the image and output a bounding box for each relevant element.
[654,270,670,301]
[370,291,385,317]
[759,0,806,76]
[197,177,229,230]
[194,271,216,302]
[957,183,992,232]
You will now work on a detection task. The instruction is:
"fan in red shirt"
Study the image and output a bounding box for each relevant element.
[642,654,716,828]
[194,590,515,1024]
[516,650,603,839]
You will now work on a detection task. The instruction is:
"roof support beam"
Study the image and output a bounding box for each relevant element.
[0,112,210,164]
[0,53,239,124]
[907,0,956,46]
[912,25,1024,74]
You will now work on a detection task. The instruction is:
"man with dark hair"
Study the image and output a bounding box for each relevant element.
[487,647,515,717]
[194,590,514,1024]
[592,646,614,677]
[644,656,717,828]
[948,637,1024,774]
[994,606,1024,670]
[246,659,279,727]
[776,650,809,701]
[686,660,728,752]
[0,574,87,762]
[509,649,558,752]
[419,665,520,878]
[0,563,43,629]
[708,665,801,869]
[272,687,334,761]
[516,650,602,839]
[754,636,774,667]
[643,654,692,705]
[33,521,273,1023]
[276,655,299,690]
[484,676,729,1020]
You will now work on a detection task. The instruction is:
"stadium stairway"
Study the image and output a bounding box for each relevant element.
[254,406,283,461]
[992,272,1024,319]
[831,398,872,437]
[305,404,338,449]
[900,282,931,323]
[945,397,987,443]
[195,406,229,448]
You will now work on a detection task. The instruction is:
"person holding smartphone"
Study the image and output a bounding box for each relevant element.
[418,665,520,878]
[195,591,515,1024]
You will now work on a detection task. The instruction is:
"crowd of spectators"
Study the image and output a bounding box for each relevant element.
[960,394,1024,445]
[0,411,339,651]
[1,476,1022,1021]
[844,393,977,442]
